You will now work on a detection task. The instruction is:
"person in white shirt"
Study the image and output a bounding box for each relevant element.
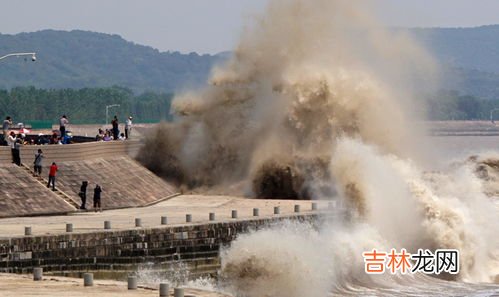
[125,116,133,139]
[59,115,69,137]
[7,131,15,146]
[7,132,20,165]
[2,116,12,144]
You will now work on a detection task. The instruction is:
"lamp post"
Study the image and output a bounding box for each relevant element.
[106,104,120,125]
[0,52,36,62]
[0,52,36,131]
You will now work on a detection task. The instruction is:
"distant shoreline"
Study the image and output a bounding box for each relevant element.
[425,120,499,136]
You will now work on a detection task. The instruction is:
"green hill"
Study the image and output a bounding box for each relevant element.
[411,25,499,74]
[409,25,499,99]
[1,27,499,100]
[0,30,223,93]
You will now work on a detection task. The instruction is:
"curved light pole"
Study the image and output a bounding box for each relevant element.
[106,104,120,125]
[0,52,36,62]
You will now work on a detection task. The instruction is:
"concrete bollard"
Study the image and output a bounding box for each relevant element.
[33,267,43,281]
[135,218,142,227]
[66,223,73,233]
[186,214,192,223]
[209,212,215,221]
[159,283,169,297]
[83,272,93,286]
[25,226,32,236]
[274,206,280,215]
[161,216,168,225]
[231,210,238,219]
[253,208,259,217]
[104,221,111,230]
[174,288,184,297]
[294,205,301,213]
[312,202,318,211]
[128,276,137,290]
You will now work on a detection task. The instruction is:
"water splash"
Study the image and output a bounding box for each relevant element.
[139,0,499,293]
[136,261,190,288]
[139,0,436,197]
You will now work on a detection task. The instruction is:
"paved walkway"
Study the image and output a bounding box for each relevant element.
[0,195,327,238]
[0,273,228,297]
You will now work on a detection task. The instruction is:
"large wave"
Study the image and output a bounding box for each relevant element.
[219,139,498,297]
[139,0,499,292]
[139,0,436,196]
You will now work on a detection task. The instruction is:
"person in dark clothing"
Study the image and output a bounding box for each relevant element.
[12,138,21,166]
[93,184,102,212]
[111,115,119,140]
[33,149,44,177]
[79,181,88,210]
[47,162,58,191]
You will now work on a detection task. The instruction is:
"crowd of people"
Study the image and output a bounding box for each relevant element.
[2,114,134,165]
[2,115,73,147]
[95,115,133,141]
[2,114,134,147]
[1,113,125,212]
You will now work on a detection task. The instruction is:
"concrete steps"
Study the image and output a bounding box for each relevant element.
[0,164,76,218]
[20,164,81,209]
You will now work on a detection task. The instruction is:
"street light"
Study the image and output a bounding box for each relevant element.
[0,52,36,62]
[106,104,120,125]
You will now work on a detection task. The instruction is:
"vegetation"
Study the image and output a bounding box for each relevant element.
[0,86,173,124]
[0,30,225,93]
[1,85,498,124]
[2,29,499,121]
[426,90,499,120]
[412,25,499,74]
[2,27,499,99]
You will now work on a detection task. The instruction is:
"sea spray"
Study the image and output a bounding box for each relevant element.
[138,0,499,292]
[219,138,498,296]
[138,0,436,197]
[221,219,499,296]
[331,137,499,283]
[219,220,394,297]
[136,261,190,288]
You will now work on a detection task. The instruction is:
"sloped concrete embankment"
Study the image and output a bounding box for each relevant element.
[0,164,76,217]
[0,141,178,217]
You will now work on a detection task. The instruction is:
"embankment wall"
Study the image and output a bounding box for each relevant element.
[0,214,320,279]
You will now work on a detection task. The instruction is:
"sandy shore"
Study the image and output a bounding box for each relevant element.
[0,273,229,297]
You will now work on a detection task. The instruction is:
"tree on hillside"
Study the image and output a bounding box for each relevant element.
[0,86,173,124]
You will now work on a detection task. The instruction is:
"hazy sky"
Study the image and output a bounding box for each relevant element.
[1,0,499,54]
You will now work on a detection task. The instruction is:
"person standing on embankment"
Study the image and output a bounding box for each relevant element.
[47,162,58,191]
[33,149,44,177]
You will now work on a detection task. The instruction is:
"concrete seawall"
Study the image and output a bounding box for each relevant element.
[0,140,141,165]
[0,213,321,279]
